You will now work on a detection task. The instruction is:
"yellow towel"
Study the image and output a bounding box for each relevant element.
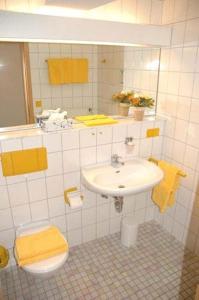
[0,245,9,268]
[84,118,118,126]
[152,160,186,213]
[47,58,88,84]
[75,114,106,121]
[15,226,68,266]
[1,147,48,176]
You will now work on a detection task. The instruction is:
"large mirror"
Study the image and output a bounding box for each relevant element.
[0,41,160,128]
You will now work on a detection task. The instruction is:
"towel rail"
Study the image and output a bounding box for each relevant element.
[148,157,186,177]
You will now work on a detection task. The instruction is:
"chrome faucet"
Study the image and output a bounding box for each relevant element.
[111,154,125,167]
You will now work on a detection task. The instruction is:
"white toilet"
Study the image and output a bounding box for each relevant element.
[14,221,69,278]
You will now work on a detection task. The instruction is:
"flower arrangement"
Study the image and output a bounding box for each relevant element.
[130,94,154,108]
[112,90,135,104]
[112,90,154,108]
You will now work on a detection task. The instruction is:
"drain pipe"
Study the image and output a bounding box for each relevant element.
[113,196,124,213]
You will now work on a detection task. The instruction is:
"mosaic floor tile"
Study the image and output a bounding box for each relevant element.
[1,221,199,299]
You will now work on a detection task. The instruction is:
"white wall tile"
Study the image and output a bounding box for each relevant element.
[0,186,9,209]
[1,138,22,151]
[22,136,42,149]
[127,123,141,139]
[46,175,63,198]
[0,229,15,249]
[46,152,63,176]
[0,208,13,231]
[62,130,79,150]
[48,196,65,218]
[97,203,110,222]
[82,207,96,226]
[50,215,67,233]
[80,147,96,166]
[63,149,80,173]
[8,182,29,207]
[140,138,153,157]
[64,172,80,190]
[110,216,121,234]
[43,133,62,153]
[30,200,49,221]
[183,145,198,170]
[97,127,112,145]
[12,204,31,226]
[82,224,96,242]
[28,178,47,202]
[97,144,112,163]
[67,210,81,230]
[112,124,127,142]
[97,221,109,238]
[68,228,82,247]
[79,129,96,148]
[190,99,199,123]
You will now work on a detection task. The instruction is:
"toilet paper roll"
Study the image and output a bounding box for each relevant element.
[67,193,83,209]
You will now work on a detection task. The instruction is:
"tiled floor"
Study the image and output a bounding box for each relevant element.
[1,221,199,300]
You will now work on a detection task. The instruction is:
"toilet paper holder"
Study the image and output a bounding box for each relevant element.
[64,187,84,205]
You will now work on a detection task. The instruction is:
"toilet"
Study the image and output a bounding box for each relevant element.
[14,221,69,278]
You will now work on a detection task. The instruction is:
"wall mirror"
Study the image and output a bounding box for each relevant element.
[0,41,161,129]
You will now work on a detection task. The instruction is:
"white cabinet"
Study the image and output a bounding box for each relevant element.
[97,127,112,145]
[80,128,96,148]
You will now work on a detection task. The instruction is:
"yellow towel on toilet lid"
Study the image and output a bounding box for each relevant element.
[15,226,68,266]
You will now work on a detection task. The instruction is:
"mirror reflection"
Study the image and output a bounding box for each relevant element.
[0,42,160,128]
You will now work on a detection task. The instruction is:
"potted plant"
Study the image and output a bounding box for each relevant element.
[130,94,154,121]
[112,90,135,117]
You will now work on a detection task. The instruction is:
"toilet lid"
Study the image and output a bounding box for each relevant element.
[23,252,68,274]
[15,222,69,274]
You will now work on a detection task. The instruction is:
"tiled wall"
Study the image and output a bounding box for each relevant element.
[0,118,165,265]
[0,0,163,25]
[155,0,199,255]
[97,46,124,115]
[29,43,98,117]
[123,46,160,115]
[97,46,160,115]
[123,47,160,95]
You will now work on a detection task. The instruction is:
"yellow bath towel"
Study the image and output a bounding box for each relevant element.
[152,160,186,213]
[1,147,48,176]
[15,226,68,266]
[84,118,118,126]
[47,58,88,84]
[75,114,106,121]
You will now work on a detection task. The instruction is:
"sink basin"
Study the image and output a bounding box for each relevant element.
[81,158,164,196]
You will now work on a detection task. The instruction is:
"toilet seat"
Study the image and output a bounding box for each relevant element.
[22,252,68,274]
[14,221,69,275]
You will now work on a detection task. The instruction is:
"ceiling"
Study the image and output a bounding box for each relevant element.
[45,0,114,10]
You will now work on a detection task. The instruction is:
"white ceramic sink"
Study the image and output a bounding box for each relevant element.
[81,158,163,196]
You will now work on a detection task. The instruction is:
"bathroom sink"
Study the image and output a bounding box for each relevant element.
[81,158,163,196]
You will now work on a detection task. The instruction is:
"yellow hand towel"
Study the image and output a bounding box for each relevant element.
[84,118,118,126]
[47,58,88,84]
[72,58,88,83]
[75,114,106,121]
[1,147,48,176]
[16,226,68,266]
[152,160,186,213]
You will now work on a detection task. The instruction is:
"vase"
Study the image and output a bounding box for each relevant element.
[118,103,130,117]
[133,107,145,121]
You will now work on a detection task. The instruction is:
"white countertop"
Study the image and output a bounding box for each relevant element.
[0,115,166,141]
